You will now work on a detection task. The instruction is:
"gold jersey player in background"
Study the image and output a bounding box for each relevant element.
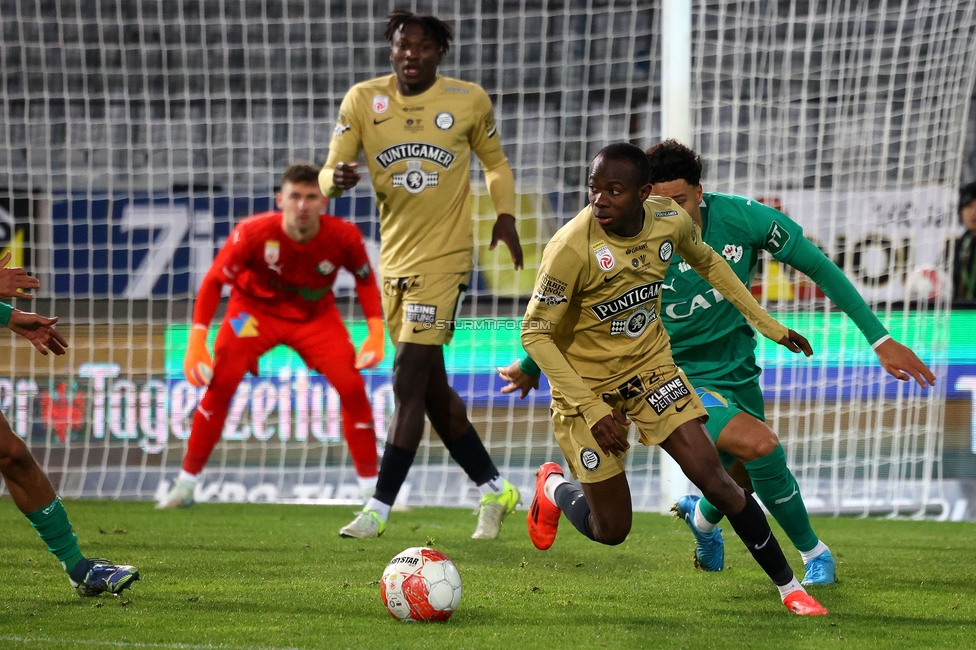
[320,10,524,539]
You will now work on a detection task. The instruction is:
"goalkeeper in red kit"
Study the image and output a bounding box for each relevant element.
[157,163,386,508]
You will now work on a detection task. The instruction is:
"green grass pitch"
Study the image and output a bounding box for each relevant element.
[1,500,974,649]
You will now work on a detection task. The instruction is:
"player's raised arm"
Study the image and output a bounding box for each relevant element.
[775,234,935,386]
[674,207,812,356]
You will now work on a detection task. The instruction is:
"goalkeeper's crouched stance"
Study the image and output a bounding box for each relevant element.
[0,259,139,597]
[158,163,386,509]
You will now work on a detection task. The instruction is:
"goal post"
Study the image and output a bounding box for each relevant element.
[0,1,973,518]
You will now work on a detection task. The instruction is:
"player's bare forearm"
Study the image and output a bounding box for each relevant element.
[875,338,936,387]
[489,213,523,269]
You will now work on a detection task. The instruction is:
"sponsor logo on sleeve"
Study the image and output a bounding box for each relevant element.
[353,263,371,279]
[372,95,389,113]
[484,111,497,137]
[444,86,469,94]
[533,273,568,306]
[722,244,743,264]
[435,112,454,130]
[654,209,679,218]
[580,447,602,471]
[645,376,692,415]
[591,281,662,321]
[658,239,674,262]
[405,303,437,324]
[333,123,350,136]
[591,239,615,271]
[765,220,791,252]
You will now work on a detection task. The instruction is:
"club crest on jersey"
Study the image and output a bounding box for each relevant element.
[373,95,389,113]
[658,239,674,262]
[435,112,454,129]
[591,240,615,271]
[610,305,657,338]
[393,160,439,194]
[722,244,743,263]
[264,240,280,265]
[317,259,335,275]
[591,281,662,321]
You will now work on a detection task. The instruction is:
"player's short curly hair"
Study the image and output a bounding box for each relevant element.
[384,10,453,55]
[594,142,651,186]
[645,139,703,186]
[280,162,320,188]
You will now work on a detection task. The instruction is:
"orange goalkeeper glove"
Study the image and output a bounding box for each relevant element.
[355,317,386,370]
[183,325,214,387]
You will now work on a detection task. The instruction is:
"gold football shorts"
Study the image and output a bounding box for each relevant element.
[552,364,707,483]
[381,272,469,347]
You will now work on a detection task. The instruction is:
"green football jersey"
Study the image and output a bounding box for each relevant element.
[662,192,804,384]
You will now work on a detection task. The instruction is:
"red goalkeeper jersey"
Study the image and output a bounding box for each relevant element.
[193,211,382,324]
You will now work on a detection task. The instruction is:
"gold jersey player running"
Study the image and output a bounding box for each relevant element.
[522,143,827,616]
[320,11,523,539]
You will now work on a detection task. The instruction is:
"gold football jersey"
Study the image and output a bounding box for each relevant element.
[522,197,788,426]
[321,75,513,277]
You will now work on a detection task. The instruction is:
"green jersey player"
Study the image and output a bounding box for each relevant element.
[501,139,935,585]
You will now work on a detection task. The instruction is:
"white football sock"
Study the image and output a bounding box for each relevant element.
[800,540,829,565]
[477,475,504,496]
[365,498,391,522]
[694,500,717,532]
[544,473,570,503]
[178,470,200,484]
[777,577,804,600]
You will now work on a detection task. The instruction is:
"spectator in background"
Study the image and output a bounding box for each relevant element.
[954,181,976,302]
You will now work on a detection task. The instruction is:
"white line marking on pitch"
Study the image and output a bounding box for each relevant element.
[0,637,305,650]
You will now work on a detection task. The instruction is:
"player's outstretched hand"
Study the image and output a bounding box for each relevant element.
[332,162,362,191]
[489,213,523,270]
[0,252,40,299]
[355,317,386,370]
[183,326,214,387]
[497,359,539,399]
[590,408,631,458]
[7,310,68,355]
[778,329,813,356]
[875,338,936,388]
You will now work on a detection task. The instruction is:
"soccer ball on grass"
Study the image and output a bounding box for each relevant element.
[380,547,462,622]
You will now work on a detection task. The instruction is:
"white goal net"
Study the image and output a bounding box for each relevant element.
[0,1,973,517]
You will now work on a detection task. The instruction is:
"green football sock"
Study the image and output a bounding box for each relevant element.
[26,497,86,574]
[698,493,725,526]
[744,445,819,553]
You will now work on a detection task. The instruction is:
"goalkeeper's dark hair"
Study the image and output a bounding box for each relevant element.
[594,142,651,186]
[280,162,320,188]
[645,139,703,186]
[384,10,453,54]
